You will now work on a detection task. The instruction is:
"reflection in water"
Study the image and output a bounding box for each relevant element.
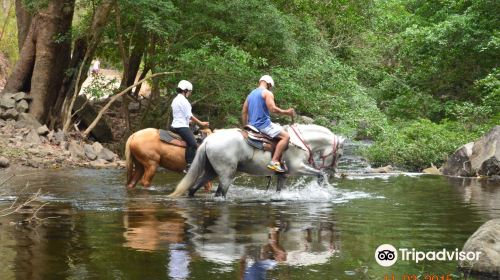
[121,198,340,280]
[448,177,500,218]
[123,199,190,279]
[1,169,499,279]
[240,225,285,280]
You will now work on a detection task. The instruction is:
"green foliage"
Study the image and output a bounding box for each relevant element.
[0,4,19,63]
[82,73,118,100]
[14,0,491,171]
[363,119,482,171]
[474,68,500,113]
[175,38,263,127]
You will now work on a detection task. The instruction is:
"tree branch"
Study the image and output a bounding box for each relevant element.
[82,71,179,138]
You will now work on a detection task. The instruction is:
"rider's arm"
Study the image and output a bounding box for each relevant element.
[190,115,209,127]
[264,90,294,116]
[242,98,248,125]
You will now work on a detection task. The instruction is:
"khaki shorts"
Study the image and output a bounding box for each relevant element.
[260,122,283,138]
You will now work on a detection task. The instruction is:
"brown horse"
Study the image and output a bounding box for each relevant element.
[125,128,212,189]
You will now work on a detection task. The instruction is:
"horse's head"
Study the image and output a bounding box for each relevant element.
[289,124,345,174]
[314,134,345,174]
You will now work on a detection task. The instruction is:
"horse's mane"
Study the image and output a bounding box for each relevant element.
[291,123,345,145]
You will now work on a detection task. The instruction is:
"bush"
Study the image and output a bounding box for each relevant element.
[363,119,484,171]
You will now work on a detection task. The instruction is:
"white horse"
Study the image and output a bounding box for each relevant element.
[168,124,345,197]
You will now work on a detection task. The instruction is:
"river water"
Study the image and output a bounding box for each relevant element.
[0,161,499,279]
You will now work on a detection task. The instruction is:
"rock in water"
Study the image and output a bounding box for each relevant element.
[441,143,473,176]
[471,126,500,176]
[459,219,500,277]
[423,165,442,175]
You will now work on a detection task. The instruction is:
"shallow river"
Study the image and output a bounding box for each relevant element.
[0,167,499,280]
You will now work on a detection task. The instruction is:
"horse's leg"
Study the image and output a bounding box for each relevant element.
[214,169,236,198]
[188,168,217,197]
[127,159,144,188]
[317,172,328,186]
[276,174,287,192]
[140,161,158,188]
[265,176,273,191]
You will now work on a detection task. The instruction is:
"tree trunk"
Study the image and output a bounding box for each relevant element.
[4,0,75,123]
[28,0,75,123]
[119,34,146,130]
[54,0,115,129]
[15,0,31,52]
[3,0,75,124]
[2,21,35,93]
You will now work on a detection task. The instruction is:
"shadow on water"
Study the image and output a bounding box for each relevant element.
[0,168,499,279]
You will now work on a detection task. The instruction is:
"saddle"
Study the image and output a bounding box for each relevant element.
[159,129,186,147]
[239,125,278,152]
[159,127,211,147]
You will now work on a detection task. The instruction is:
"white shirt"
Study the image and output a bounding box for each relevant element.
[171,94,192,128]
[92,60,100,71]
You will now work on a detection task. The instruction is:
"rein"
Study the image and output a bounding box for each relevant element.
[289,125,339,170]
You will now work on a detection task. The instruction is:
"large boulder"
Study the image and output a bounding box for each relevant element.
[441,142,474,176]
[74,95,113,142]
[442,126,500,177]
[459,219,500,277]
[471,126,500,176]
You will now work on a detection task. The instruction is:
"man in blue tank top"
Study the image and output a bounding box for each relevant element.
[242,75,295,173]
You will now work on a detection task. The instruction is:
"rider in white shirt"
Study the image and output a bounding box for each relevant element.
[170,80,209,173]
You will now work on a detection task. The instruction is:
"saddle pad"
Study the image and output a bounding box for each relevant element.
[159,129,175,143]
[167,130,182,140]
[159,129,186,147]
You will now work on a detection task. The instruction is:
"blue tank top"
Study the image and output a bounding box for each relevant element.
[247,88,271,129]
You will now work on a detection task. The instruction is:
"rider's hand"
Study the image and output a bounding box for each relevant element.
[200,121,210,127]
[287,108,296,117]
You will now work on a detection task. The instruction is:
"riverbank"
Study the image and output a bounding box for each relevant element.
[0,117,124,171]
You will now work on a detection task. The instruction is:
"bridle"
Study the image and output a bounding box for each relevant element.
[290,125,340,170]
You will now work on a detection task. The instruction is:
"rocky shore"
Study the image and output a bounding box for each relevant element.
[0,92,124,170]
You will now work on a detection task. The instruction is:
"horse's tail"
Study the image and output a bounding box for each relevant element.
[125,133,134,184]
[168,141,209,197]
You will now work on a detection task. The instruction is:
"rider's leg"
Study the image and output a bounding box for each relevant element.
[272,130,290,163]
[172,127,197,169]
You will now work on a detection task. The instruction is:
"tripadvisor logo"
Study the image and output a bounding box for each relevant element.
[375,244,482,267]
[375,244,398,267]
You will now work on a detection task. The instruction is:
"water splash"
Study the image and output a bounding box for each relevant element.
[222,177,378,203]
